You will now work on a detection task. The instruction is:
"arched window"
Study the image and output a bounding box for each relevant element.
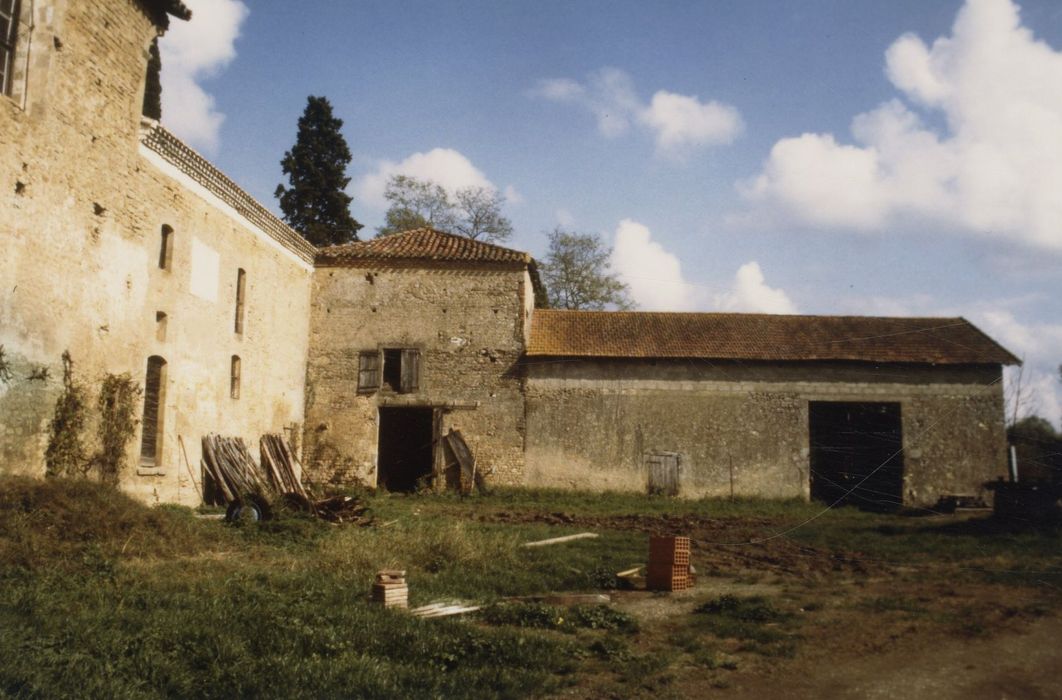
[230,355,241,399]
[158,225,173,270]
[234,268,246,334]
[140,356,167,466]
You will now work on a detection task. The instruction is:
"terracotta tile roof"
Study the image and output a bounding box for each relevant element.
[527,310,1019,365]
[139,123,316,264]
[316,228,532,267]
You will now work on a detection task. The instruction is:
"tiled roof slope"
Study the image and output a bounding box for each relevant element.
[316,228,532,267]
[527,310,1019,365]
[140,123,316,264]
[138,0,192,29]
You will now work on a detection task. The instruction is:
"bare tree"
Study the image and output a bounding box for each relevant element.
[539,227,633,310]
[377,176,513,243]
[1004,360,1038,427]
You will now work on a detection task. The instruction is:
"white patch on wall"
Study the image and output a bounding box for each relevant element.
[189,237,220,302]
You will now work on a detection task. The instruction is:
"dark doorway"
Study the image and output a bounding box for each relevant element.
[809,402,904,511]
[377,407,435,492]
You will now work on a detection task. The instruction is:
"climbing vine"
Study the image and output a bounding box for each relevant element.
[0,345,12,385]
[45,351,87,478]
[93,373,141,486]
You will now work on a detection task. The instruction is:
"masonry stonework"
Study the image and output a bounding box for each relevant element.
[304,261,532,488]
[0,0,312,504]
[524,360,1007,506]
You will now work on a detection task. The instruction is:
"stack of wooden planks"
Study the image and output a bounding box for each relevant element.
[372,570,408,608]
[259,434,309,501]
[201,434,270,504]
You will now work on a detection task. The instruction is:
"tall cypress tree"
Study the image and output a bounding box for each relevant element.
[275,96,363,246]
[142,37,163,120]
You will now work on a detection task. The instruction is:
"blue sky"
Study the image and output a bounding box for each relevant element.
[159,0,1062,425]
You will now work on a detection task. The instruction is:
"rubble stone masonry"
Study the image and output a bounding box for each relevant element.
[0,0,313,503]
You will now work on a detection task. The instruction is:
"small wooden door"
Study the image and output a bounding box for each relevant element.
[647,452,680,496]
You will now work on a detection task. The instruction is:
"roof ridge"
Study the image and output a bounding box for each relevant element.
[139,122,316,264]
[535,308,965,322]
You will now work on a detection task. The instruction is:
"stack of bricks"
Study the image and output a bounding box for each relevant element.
[647,536,691,591]
[372,570,408,608]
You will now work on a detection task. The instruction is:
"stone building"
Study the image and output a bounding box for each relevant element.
[523,311,1017,507]
[305,229,540,491]
[0,0,313,504]
[0,0,1019,509]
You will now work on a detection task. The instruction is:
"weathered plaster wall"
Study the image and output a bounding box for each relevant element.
[304,264,531,488]
[525,359,1007,506]
[0,0,312,504]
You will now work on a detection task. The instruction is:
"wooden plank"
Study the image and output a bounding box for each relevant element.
[521,532,599,548]
[444,430,476,495]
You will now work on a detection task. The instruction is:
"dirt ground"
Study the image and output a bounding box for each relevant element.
[482,511,1062,699]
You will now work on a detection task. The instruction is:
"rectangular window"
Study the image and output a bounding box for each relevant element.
[357,351,380,393]
[0,0,19,97]
[234,268,246,334]
[140,356,167,466]
[230,356,241,399]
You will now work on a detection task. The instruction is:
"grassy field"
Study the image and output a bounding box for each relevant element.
[1,477,1060,699]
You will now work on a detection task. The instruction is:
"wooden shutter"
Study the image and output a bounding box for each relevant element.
[358,351,380,392]
[400,349,420,393]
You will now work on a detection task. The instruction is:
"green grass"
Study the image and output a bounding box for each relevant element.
[3,478,1062,698]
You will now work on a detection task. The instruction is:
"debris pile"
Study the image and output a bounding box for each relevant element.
[201,433,370,524]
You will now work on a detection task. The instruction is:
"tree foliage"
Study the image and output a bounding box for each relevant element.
[377,175,513,243]
[275,96,363,247]
[539,227,633,311]
[142,37,163,121]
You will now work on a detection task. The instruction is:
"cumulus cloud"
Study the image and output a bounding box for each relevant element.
[530,68,742,158]
[743,0,1062,250]
[609,219,699,311]
[354,148,496,211]
[714,262,798,314]
[974,310,1062,426]
[608,220,795,315]
[158,0,248,153]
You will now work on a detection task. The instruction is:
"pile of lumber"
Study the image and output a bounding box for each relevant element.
[260,433,309,500]
[201,433,371,525]
[372,570,408,609]
[201,434,269,504]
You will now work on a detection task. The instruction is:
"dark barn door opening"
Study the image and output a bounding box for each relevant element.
[809,402,904,511]
[377,407,435,492]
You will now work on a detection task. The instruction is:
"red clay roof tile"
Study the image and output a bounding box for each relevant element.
[315,228,531,267]
[527,309,1018,365]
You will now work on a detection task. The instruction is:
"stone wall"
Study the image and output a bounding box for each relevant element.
[304,262,532,488]
[0,0,313,504]
[524,358,1007,506]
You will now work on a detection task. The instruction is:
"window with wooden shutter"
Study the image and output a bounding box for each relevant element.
[140,356,167,466]
[158,225,173,270]
[358,351,380,393]
[400,349,420,394]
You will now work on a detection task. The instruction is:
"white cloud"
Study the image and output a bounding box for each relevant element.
[158,0,248,153]
[974,310,1062,427]
[503,184,524,206]
[714,262,798,314]
[609,220,797,315]
[640,91,744,156]
[744,0,1062,251]
[354,148,496,211]
[530,68,742,157]
[554,208,575,228]
[610,219,698,311]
